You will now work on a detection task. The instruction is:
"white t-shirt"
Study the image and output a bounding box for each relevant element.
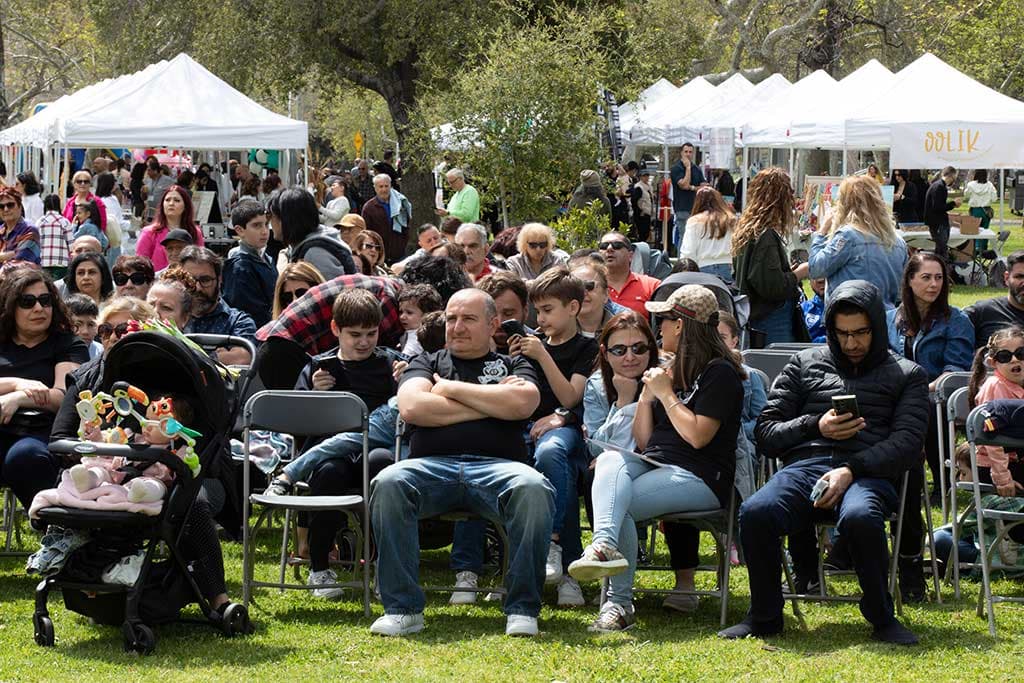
[680,214,732,267]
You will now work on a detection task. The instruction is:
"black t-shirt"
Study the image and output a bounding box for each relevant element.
[531,332,598,419]
[400,349,538,463]
[295,347,397,413]
[0,331,89,438]
[642,359,743,506]
[966,296,1024,350]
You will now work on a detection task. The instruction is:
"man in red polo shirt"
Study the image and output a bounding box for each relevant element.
[600,231,660,315]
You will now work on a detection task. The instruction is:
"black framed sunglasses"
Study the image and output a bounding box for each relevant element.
[607,342,650,357]
[527,241,548,250]
[992,348,1024,363]
[599,240,629,251]
[73,178,92,186]
[280,288,309,306]
[581,280,597,292]
[0,201,18,210]
[97,322,130,340]
[16,293,54,309]
[362,243,381,251]
[113,272,152,286]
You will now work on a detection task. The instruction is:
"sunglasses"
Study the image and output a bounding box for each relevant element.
[97,322,130,340]
[581,280,597,292]
[599,241,629,251]
[16,293,54,309]
[0,202,17,210]
[527,241,548,249]
[607,342,651,357]
[113,272,152,286]
[280,288,308,306]
[74,179,91,185]
[362,243,381,251]
[992,348,1024,363]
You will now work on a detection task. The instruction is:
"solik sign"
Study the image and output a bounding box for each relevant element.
[890,123,1020,168]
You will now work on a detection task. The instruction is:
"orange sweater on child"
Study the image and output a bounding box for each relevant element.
[975,373,1024,489]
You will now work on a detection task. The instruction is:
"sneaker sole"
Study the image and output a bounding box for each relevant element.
[506,627,538,637]
[312,589,345,600]
[371,622,424,637]
[568,558,629,582]
[588,621,635,633]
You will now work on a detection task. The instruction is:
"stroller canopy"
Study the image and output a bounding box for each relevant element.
[650,272,750,329]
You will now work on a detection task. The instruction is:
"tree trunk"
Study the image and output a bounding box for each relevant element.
[0,13,9,127]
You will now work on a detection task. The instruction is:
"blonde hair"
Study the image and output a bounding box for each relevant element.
[516,222,555,255]
[98,296,157,324]
[826,175,898,248]
[731,168,794,256]
[272,261,326,318]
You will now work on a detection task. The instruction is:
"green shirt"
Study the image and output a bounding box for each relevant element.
[447,184,481,223]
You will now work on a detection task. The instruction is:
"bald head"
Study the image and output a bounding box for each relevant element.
[71,235,103,258]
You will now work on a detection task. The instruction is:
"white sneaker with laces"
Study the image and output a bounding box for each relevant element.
[449,570,479,604]
[505,614,539,637]
[567,542,629,582]
[557,575,585,607]
[370,612,425,636]
[307,568,344,600]
[545,541,564,584]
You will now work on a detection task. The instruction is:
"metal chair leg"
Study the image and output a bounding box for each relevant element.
[278,508,292,592]
[922,464,942,603]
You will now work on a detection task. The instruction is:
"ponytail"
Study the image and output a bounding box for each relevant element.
[967,346,989,409]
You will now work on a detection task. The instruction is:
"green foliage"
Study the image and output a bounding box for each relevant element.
[553,200,612,254]
[312,85,396,161]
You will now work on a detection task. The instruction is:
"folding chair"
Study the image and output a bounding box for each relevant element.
[944,387,976,599]
[741,349,796,389]
[744,367,775,486]
[765,343,824,352]
[0,488,28,557]
[965,405,1024,635]
[784,470,911,618]
[604,488,738,627]
[933,372,970,523]
[240,390,372,616]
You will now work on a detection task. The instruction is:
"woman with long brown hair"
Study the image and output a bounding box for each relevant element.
[135,184,204,271]
[681,186,736,284]
[732,168,809,344]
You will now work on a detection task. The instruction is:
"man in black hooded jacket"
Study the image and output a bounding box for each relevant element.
[719,280,929,645]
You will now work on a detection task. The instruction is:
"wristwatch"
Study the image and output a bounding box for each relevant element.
[554,407,572,423]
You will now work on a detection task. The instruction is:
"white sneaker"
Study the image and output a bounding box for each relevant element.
[307,568,344,600]
[545,541,563,584]
[588,601,636,633]
[370,613,424,636]
[557,575,585,607]
[567,541,629,582]
[505,614,539,637]
[449,570,479,605]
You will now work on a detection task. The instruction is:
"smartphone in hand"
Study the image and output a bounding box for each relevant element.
[831,394,860,419]
[501,319,527,340]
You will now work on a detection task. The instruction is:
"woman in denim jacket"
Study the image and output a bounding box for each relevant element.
[810,175,908,309]
[884,250,974,601]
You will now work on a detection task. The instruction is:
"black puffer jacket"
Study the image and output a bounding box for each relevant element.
[754,280,929,481]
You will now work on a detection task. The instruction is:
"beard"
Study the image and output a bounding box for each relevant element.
[1010,284,1024,308]
[196,286,219,315]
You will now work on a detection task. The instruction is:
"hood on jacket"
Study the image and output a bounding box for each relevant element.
[824,279,890,375]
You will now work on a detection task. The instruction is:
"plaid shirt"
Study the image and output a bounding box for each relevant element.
[36,211,74,268]
[256,274,404,355]
[0,217,41,266]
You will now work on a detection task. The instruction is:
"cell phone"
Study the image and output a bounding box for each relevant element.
[313,356,339,375]
[831,394,860,419]
[501,319,526,339]
[810,477,830,503]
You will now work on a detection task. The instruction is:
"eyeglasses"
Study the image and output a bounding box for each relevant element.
[362,243,381,251]
[280,288,309,306]
[97,322,130,340]
[74,179,91,186]
[192,275,217,287]
[599,241,629,251]
[834,327,872,341]
[992,347,1024,363]
[607,342,650,357]
[527,241,548,250]
[0,202,17,210]
[113,272,152,286]
[16,293,53,309]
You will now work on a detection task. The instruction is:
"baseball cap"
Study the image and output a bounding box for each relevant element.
[161,228,195,246]
[644,284,719,324]
[336,214,367,231]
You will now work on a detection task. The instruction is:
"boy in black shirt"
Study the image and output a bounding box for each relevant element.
[509,266,597,604]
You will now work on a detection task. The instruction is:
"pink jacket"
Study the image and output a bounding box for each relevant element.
[63,194,108,232]
[974,373,1024,489]
[29,470,162,518]
[135,223,205,271]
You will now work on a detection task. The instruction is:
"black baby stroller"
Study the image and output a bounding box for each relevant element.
[648,272,751,342]
[32,331,251,654]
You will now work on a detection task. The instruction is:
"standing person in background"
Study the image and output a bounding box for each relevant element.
[135,185,204,271]
[891,170,918,223]
[569,170,612,217]
[94,172,125,268]
[14,173,43,226]
[732,168,809,345]
[374,150,401,190]
[801,278,827,343]
[0,187,41,267]
[129,162,147,218]
[669,143,705,250]
[350,160,375,210]
[268,188,355,281]
[963,169,998,231]
[63,170,108,233]
[630,169,654,244]
[36,195,74,279]
[141,158,175,224]
[435,168,480,224]
[711,168,736,205]
[361,174,413,264]
[680,187,736,284]
[923,166,961,264]
[194,164,223,225]
[319,176,351,225]
[867,164,884,183]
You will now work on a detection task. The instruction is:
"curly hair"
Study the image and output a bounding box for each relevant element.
[400,256,472,305]
[154,265,201,317]
[731,167,794,257]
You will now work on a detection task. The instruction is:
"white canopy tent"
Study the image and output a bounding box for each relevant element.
[740,70,840,148]
[627,76,717,146]
[617,78,678,136]
[669,73,754,146]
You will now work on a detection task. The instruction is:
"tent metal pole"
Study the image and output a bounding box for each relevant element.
[303,148,309,189]
[842,143,848,176]
[60,146,69,203]
[999,169,1005,234]
[789,147,794,180]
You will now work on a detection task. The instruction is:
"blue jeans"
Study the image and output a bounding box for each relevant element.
[700,263,734,285]
[590,450,719,605]
[531,426,587,566]
[933,528,978,567]
[739,456,899,628]
[283,403,398,483]
[751,301,795,345]
[370,455,554,616]
[673,210,691,253]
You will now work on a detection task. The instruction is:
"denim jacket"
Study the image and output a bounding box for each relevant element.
[885,306,975,381]
[809,226,907,309]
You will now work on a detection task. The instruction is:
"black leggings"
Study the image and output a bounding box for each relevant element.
[308,449,394,571]
[179,497,227,600]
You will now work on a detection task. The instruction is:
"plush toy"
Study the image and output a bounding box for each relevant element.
[75,382,150,443]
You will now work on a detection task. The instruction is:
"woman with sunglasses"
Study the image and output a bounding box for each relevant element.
[0,186,42,267]
[0,267,89,510]
[64,253,114,304]
[507,222,566,283]
[62,170,108,234]
[569,285,745,632]
[135,185,204,272]
[570,259,623,338]
[353,230,391,276]
[111,255,155,300]
[272,262,326,318]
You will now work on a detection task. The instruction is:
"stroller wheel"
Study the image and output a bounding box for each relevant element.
[221,603,252,637]
[32,613,54,647]
[122,622,156,655]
